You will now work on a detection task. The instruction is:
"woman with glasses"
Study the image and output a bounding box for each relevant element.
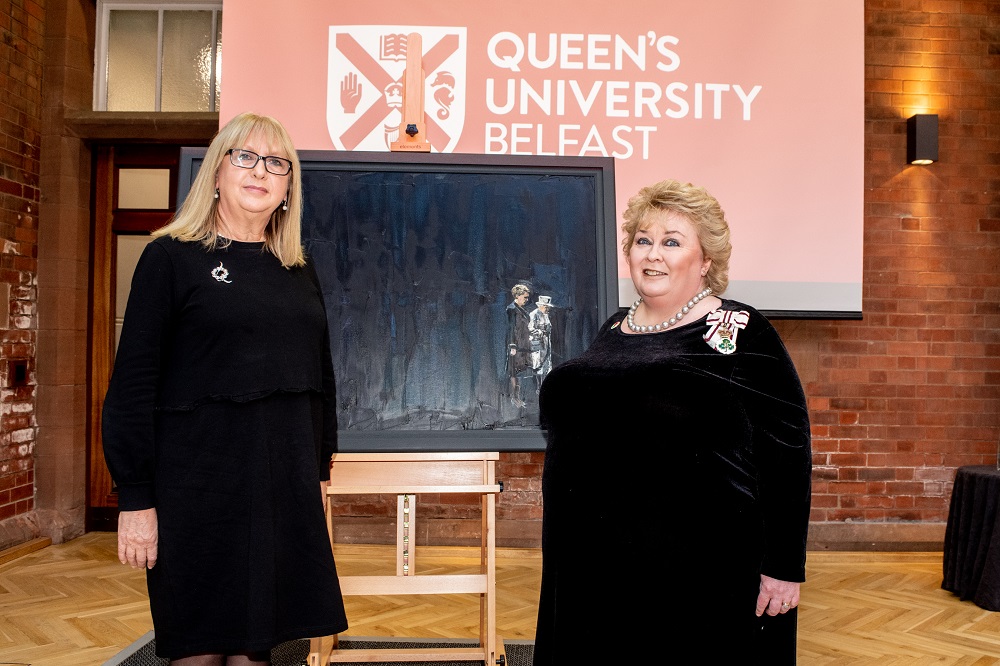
[102,112,348,665]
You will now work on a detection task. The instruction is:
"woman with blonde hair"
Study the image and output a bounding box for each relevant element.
[102,112,348,664]
[533,179,811,664]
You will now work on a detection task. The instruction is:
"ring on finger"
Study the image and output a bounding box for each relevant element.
[781,602,790,610]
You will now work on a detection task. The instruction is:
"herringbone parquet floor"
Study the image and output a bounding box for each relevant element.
[1,532,999,665]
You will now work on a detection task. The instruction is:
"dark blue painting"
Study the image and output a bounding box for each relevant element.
[300,154,616,451]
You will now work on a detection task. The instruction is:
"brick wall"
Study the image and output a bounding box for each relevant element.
[802,0,999,529]
[0,2,41,527]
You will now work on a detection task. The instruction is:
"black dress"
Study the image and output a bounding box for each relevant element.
[102,236,348,659]
[506,301,532,379]
[532,300,811,665]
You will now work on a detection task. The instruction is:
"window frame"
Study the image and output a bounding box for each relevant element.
[94,0,223,112]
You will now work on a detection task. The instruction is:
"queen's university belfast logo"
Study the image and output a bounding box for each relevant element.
[327,25,467,152]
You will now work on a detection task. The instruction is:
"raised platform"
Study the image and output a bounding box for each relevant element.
[807,522,947,551]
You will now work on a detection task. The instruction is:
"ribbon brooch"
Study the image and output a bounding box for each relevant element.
[703,309,750,355]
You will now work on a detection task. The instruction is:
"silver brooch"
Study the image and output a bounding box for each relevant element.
[211,261,232,283]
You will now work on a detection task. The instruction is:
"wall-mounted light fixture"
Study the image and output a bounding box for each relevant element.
[907,114,938,165]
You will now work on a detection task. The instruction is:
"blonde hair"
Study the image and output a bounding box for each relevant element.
[511,284,530,298]
[621,179,732,295]
[153,112,306,268]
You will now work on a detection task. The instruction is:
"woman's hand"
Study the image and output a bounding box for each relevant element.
[755,574,800,616]
[118,508,158,569]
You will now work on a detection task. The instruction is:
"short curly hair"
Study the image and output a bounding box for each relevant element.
[620,179,732,295]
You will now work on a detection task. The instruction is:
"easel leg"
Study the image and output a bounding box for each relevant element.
[307,634,337,666]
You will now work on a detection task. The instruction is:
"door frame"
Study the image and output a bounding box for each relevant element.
[86,143,184,530]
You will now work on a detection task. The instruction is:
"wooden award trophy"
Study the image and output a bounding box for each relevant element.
[390,32,431,152]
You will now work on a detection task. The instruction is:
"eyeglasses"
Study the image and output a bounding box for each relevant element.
[226,149,293,176]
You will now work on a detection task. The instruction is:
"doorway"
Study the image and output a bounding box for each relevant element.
[86,144,182,531]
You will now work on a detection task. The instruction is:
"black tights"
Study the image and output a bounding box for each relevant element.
[169,652,269,665]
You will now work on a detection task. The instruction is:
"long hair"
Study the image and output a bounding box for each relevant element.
[620,179,732,295]
[153,112,306,268]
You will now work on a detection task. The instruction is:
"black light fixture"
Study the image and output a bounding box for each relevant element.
[907,114,938,165]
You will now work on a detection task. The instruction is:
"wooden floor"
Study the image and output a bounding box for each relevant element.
[1,532,999,665]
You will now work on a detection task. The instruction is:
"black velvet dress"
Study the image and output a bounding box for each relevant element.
[102,236,348,659]
[532,300,811,665]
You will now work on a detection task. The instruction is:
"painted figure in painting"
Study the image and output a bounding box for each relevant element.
[505,283,533,408]
[529,295,555,392]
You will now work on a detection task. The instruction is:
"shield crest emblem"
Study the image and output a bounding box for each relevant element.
[327,25,467,152]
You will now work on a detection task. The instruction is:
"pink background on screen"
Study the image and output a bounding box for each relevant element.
[220,0,863,302]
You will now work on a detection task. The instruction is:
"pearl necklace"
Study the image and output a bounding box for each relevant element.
[626,287,713,333]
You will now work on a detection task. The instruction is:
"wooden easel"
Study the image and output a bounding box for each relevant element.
[390,32,431,152]
[308,451,504,665]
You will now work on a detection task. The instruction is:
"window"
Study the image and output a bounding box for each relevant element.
[95,1,223,111]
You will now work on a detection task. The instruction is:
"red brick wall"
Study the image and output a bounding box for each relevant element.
[0,1,41,525]
[803,0,999,525]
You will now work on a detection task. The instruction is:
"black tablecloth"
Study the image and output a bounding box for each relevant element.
[942,465,1000,610]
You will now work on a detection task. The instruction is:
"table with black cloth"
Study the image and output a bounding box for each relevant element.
[942,465,1000,610]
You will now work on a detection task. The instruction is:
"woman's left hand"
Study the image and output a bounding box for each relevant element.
[118,508,158,570]
[755,574,800,616]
